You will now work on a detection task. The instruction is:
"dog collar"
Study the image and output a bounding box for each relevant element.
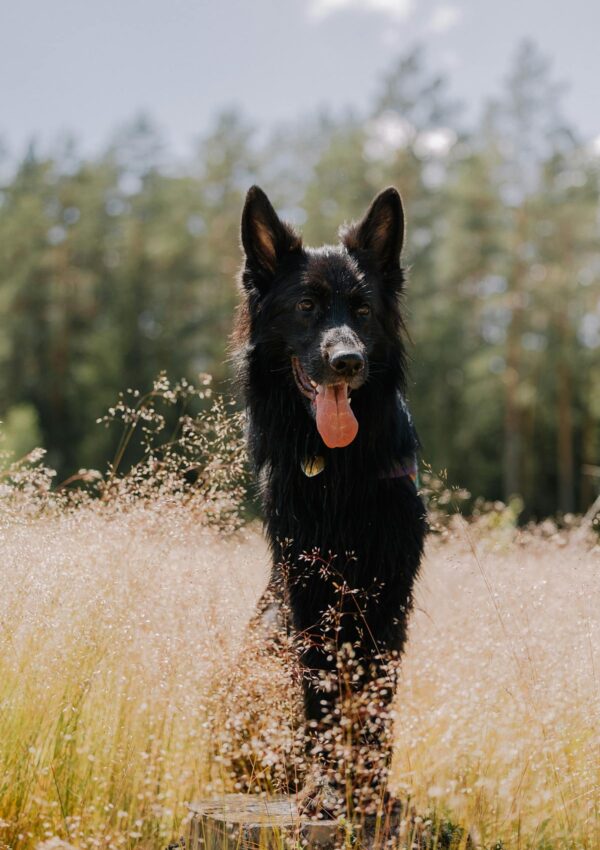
[301,455,418,483]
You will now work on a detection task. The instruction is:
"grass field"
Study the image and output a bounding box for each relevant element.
[0,464,599,849]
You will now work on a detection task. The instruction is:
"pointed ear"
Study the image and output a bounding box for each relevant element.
[341,187,405,271]
[241,186,302,285]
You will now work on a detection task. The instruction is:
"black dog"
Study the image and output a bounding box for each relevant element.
[234,186,427,818]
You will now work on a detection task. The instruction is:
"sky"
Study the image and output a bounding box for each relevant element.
[1,0,598,160]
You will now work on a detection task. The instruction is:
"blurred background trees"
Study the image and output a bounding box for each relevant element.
[0,41,598,517]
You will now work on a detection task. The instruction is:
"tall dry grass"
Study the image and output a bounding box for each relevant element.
[393,515,599,849]
[0,385,598,849]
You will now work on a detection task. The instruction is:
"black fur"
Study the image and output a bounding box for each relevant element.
[234,186,427,814]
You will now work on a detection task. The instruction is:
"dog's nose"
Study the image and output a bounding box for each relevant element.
[329,350,365,378]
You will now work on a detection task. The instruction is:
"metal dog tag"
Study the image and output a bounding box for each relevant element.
[301,455,325,477]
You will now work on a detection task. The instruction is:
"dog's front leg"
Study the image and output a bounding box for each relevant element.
[347,651,400,815]
[298,640,400,819]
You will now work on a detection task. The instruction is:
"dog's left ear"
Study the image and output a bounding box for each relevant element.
[241,186,302,289]
[341,187,405,272]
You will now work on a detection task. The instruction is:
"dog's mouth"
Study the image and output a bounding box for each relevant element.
[291,356,318,401]
[292,357,359,449]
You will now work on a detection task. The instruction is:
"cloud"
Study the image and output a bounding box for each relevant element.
[308,0,413,23]
[428,3,462,33]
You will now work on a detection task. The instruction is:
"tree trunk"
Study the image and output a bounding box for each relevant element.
[556,303,575,514]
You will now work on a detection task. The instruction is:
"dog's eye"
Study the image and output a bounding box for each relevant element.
[356,304,371,317]
[297,299,315,312]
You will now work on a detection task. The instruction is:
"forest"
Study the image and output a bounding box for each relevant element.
[1,41,598,517]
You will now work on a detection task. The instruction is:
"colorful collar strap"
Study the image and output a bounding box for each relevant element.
[301,454,418,483]
[379,458,418,483]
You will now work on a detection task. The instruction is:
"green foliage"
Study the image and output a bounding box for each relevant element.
[0,42,598,516]
[0,403,43,463]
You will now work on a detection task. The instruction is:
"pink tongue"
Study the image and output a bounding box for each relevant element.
[315,384,359,449]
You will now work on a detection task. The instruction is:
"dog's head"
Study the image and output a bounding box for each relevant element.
[239,186,406,449]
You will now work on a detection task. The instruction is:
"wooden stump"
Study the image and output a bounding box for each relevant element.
[188,795,347,850]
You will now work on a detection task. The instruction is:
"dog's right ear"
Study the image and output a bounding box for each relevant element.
[241,186,302,290]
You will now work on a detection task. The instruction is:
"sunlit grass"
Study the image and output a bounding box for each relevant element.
[0,418,598,849]
[392,516,600,849]
[0,501,268,849]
